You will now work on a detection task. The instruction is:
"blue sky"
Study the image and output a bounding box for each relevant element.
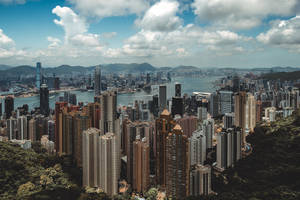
[0,0,300,68]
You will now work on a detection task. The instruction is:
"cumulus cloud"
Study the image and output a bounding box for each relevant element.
[47,37,61,49]
[0,0,25,4]
[136,0,182,32]
[257,16,300,52]
[0,29,15,49]
[192,0,298,29]
[68,0,149,18]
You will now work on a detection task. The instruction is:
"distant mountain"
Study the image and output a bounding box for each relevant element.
[101,63,156,73]
[0,65,35,79]
[261,70,300,81]
[170,65,201,73]
[0,65,12,71]
[44,65,89,75]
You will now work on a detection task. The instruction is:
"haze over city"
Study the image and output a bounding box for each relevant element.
[1,0,300,67]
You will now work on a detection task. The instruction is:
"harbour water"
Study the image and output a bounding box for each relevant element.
[4,76,221,111]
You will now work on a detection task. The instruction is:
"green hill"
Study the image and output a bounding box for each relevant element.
[188,110,300,200]
[261,70,300,81]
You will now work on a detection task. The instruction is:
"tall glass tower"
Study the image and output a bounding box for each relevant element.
[94,65,101,96]
[36,62,42,89]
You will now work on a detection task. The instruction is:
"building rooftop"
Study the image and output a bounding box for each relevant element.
[161,109,170,116]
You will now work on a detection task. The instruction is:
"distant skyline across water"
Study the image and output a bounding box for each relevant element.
[2,76,220,111]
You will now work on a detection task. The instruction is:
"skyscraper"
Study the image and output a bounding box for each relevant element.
[210,92,220,118]
[223,113,235,129]
[17,115,27,140]
[94,65,101,96]
[189,165,212,196]
[36,62,42,89]
[82,128,103,187]
[155,109,176,187]
[159,85,167,112]
[216,128,242,170]
[219,91,233,115]
[5,96,14,119]
[189,129,206,166]
[171,97,184,117]
[99,132,120,196]
[40,84,49,116]
[165,124,189,199]
[175,83,181,97]
[202,119,214,149]
[133,136,150,193]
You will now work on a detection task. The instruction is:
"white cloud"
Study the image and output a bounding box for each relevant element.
[102,32,117,39]
[0,29,15,49]
[136,0,182,32]
[68,0,149,18]
[257,16,300,52]
[47,37,61,49]
[192,0,298,29]
[0,0,25,4]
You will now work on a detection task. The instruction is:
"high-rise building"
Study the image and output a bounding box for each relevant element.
[223,113,235,129]
[36,62,42,89]
[232,75,240,92]
[133,136,150,193]
[125,121,153,184]
[5,96,14,119]
[219,91,233,115]
[155,109,176,187]
[17,115,27,140]
[171,97,184,117]
[82,128,103,187]
[234,92,256,145]
[99,132,120,196]
[94,65,101,96]
[197,106,208,121]
[40,84,50,116]
[7,117,17,140]
[202,119,214,149]
[29,118,37,141]
[210,92,220,118]
[48,120,55,142]
[189,129,206,166]
[159,85,167,112]
[176,115,198,138]
[165,124,189,199]
[175,83,181,97]
[189,165,212,196]
[216,128,242,170]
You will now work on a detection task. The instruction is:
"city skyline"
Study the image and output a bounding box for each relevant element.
[1,0,300,67]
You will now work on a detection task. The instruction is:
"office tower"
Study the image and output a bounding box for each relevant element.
[210,92,220,118]
[189,130,206,166]
[94,65,101,96]
[99,132,120,196]
[176,115,198,137]
[219,91,233,115]
[99,91,119,134]
[190,165,212,196]
[17,115,27,140]
[175,83,181,97]
[149,94,159,117]
[40,84,50,116]
[217,128,242,170]
[54,77,60,90]
[69,93,77,105]
[197,106,208,121]
[48,120,55,142]
[82,128,103,187]
[5,96,14,119]
[159,85,167,112]
[171,97,184,117]
[36,62,42,89]
[29,118,37,141]
[155,109,176,187]
[234,92,256,145]
[265,107,276,122]
[146,73,151,84]
[232,75,240,92]
[165,124,189,199]
[6,117,17,140]
[223,113,235,129]
[133,136,150,193]
[202,119,214,149]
